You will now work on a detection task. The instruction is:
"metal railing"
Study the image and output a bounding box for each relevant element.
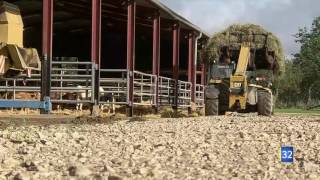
[158,76,175,106]
[0,60,205,110]
[196,84,205,107]
[51,61,95,104]
[178,80,192,108]
[133,71,156,106]
[0,61,95,105]
[0,78,41,101]
[100,69,128,105]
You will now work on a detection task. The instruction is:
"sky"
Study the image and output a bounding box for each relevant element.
[160,0,320,56]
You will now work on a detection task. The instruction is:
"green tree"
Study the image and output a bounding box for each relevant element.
[294,16,320,106]
[274,60,303,107]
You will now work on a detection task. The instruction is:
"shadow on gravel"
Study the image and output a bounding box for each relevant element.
[72,114,127,125]
[127,116,148,123]
[0,114,128,129]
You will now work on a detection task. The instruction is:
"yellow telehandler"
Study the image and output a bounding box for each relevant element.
[205,34,274,116]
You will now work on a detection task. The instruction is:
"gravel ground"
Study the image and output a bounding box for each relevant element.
[0,114,319,180]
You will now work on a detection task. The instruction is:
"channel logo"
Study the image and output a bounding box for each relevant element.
[279,146,294,163]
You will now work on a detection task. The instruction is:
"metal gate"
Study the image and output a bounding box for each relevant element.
[195,84,205,107]
[158,76,175,106]
[99,69,128,105]
[178,80,192,108]
[133,71,157,106]
[0,60,205,111]
[0,61,95,105]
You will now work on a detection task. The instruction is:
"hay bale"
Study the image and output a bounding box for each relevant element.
[160,107,189,118]
[160,107,176,118]
[205,24,285,73]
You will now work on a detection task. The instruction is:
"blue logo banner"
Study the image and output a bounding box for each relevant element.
[280,146,294,163]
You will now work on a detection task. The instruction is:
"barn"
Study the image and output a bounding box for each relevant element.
[3,0,209,116]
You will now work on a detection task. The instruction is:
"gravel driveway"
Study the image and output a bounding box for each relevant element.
[0,114,319,179]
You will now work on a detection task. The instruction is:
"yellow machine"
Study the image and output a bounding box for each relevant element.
[0,1,40,78]
[205,36,274,116]
[229,43,250,110]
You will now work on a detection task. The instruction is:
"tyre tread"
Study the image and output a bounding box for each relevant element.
[257,90,273,116]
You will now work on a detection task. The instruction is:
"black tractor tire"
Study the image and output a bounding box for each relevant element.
[257,90,273,116]
[217,84,229,115]
[205,98,219,116]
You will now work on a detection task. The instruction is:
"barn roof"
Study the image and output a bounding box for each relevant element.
[146,0,210,37]
[10,0,209,39]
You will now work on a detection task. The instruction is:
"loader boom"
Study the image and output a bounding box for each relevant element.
[235,44,250,76]
[229,44,251,110]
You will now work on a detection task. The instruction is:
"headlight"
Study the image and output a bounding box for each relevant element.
[256,77,266,81]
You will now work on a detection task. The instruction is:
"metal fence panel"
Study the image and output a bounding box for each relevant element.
[178,80,192,108]
[133,71,156,106]
[0,61,205,110]
[0,60,95,105]
[100,69,128,105]
[196,84,205,107]
[158,76,175,106]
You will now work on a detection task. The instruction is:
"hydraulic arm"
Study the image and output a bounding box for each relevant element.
[229,43,251,109]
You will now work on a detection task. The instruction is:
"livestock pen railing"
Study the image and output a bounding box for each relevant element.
[158,76,175,106]
[51,61,95,104]
[100,69,128,105]
[195,84,205,107]
[0,61,95,105]
[0,60,205,110]
[178,80,192,108]
[133,71,157,106]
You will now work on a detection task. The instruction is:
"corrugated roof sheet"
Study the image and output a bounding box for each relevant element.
[148,0,210,38]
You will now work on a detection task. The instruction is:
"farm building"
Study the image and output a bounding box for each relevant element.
[1,0,209,116]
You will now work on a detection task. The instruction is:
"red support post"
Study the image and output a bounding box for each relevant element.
[188,32,196,105]
[91,0,102,106]
[172,23,180,110]
[152,11,160,112]
[127,0,136,117]
[42,0,53,58]
[41,0,53,114]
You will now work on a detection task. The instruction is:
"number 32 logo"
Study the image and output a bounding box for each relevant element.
[280,146,294,163]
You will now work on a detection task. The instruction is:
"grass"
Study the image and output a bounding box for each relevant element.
[275,108,320,115]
